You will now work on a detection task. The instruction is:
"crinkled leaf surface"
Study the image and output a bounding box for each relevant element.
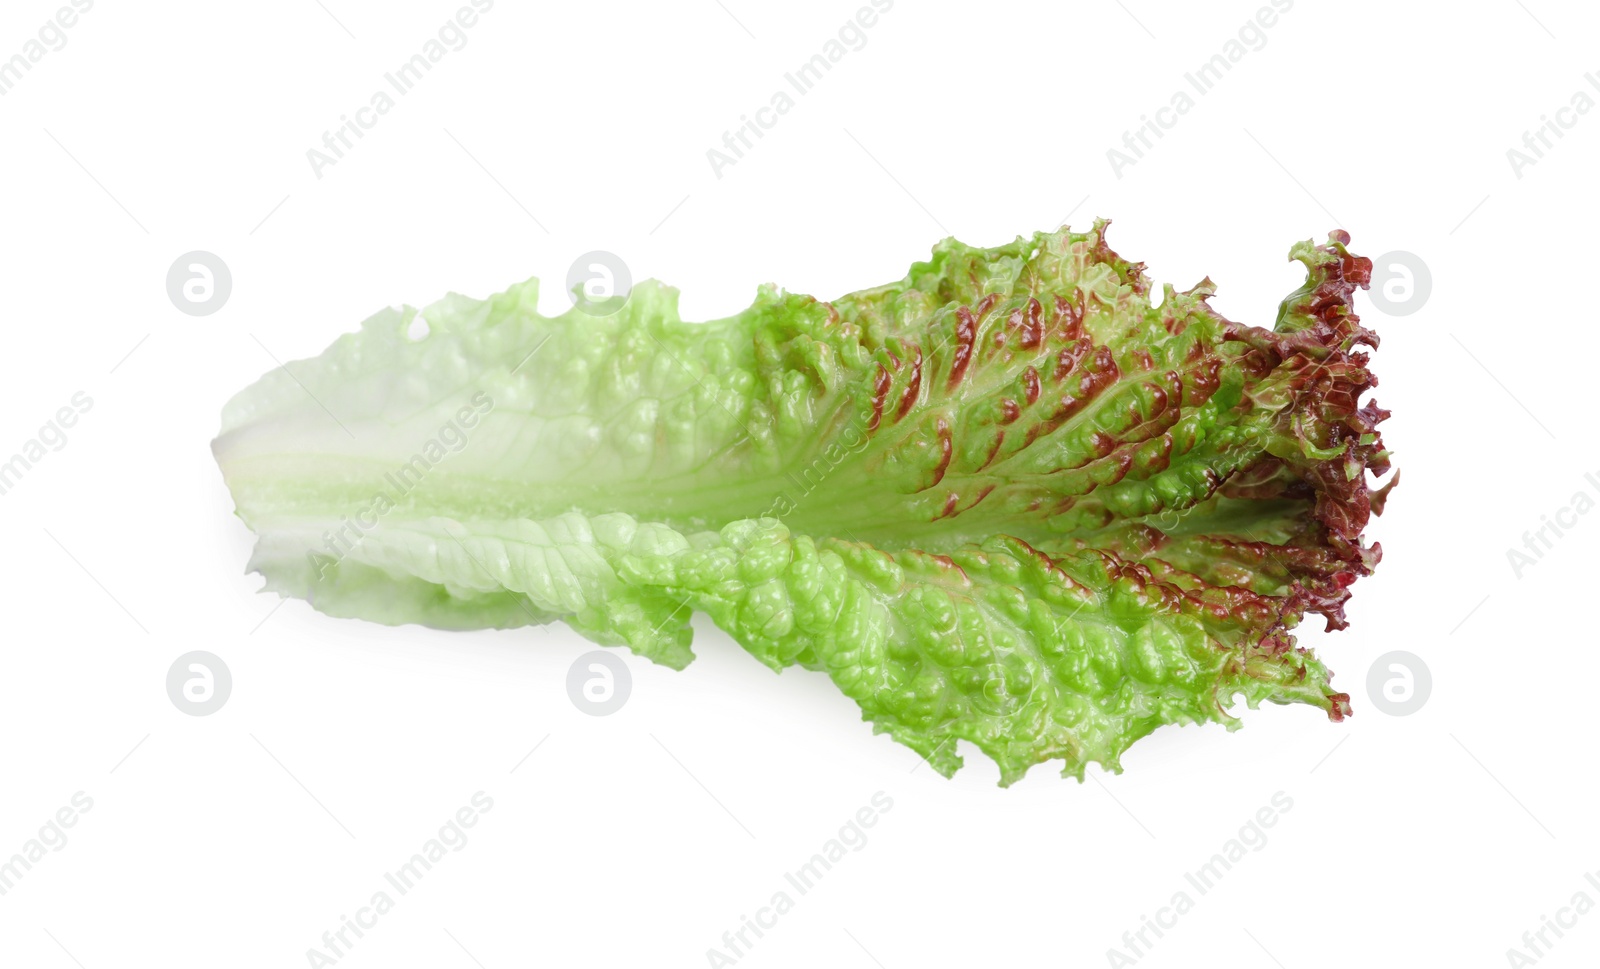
[214,223,1394,784]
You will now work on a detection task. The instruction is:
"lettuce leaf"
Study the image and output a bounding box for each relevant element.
[214,222,1393,784]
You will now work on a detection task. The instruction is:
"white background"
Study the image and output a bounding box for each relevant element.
[1,1,1594,966]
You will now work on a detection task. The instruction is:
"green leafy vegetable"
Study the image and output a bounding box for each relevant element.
[214,222,1394,784]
